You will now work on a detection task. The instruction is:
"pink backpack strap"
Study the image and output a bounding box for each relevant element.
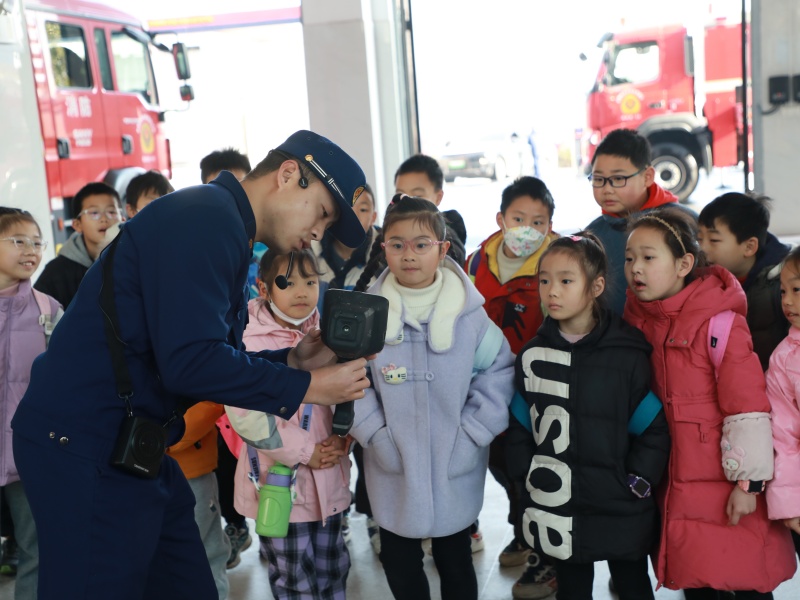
[708,310,736,380]
[32,288,51,320]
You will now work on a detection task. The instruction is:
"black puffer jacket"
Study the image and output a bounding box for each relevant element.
[741,232,790,370]
[506,310,670,564]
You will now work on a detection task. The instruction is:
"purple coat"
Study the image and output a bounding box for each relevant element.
[351,259,514,538]
[1,280,59,485]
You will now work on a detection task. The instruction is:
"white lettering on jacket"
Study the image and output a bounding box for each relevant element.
[520,346,573,560]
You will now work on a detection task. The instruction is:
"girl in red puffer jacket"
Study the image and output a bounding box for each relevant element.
[622,206,795,599]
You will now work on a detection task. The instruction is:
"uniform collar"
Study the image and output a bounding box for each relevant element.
[210,171,257,250]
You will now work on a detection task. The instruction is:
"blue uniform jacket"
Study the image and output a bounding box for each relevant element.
[12,172,309,462]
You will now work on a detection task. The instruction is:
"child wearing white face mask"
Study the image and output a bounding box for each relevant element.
[225,249,352,600]
[465,176,560,599]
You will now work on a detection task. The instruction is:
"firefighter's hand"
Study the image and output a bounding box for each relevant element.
[303,360,368,406]
[288,329,337,371]
[726,485,756,526]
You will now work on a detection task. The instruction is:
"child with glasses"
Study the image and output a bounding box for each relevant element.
[585,128,688,315]
[0,207,62,600]
[34,182,122,308]
[349,195,515,600]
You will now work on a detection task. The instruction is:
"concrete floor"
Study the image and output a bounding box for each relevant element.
[1,474,798,599]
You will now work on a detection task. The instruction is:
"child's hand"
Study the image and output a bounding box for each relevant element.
[308,443,336,470]
[783,517,800,535]
[318,434,351,466]
[726,485,757,525]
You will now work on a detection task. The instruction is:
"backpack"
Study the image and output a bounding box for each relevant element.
[511,310,737,436]
[32,288,63,347]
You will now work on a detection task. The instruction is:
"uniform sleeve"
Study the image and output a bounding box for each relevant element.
[134,202,309,417]
[716,314,774,482]
[766,343,800,519]
[624,352,670,486]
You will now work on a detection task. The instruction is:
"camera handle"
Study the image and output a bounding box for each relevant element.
[331,357,355,437]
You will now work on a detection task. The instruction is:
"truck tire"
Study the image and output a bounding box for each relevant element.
[650,143,699,203]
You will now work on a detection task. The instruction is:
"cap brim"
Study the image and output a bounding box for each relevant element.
[325,186,366,248]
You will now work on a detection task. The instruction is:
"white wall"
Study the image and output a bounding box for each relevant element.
[753,0,800,236]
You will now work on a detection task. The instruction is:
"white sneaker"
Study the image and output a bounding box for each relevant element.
[470,529,485,554]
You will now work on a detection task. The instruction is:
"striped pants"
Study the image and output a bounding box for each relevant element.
[261,513,350,599]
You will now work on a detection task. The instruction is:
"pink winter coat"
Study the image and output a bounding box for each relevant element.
[230,299,351,524]
[766,326,800,520]
[624,266,795,593]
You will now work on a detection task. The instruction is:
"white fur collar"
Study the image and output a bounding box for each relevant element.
[381,263,466,352]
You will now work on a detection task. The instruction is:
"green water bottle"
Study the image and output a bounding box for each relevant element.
[256,464,293,538]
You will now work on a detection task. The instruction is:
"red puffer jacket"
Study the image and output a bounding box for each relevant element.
[624,266,795,593]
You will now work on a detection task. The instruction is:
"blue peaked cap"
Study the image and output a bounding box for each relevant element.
[276,130,367,248]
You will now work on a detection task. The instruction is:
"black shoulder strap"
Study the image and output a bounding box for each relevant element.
[99,234,134,408]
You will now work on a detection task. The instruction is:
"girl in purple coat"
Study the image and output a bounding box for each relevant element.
[350,196,515,600]
[0,208,61,599]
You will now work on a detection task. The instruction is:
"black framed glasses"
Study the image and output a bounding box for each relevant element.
[588,168,645,188]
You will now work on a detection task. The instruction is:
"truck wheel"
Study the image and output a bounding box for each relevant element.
[650,143,699,203]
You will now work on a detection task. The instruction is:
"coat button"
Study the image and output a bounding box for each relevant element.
[682,340,688,345]
[49,432,55,439]
[59,436,69,445]
[668,338,675,343]
[279,407,287,415]
[425,372,434,381]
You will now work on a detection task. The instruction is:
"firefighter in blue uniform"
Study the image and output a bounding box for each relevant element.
[12,131,371,600]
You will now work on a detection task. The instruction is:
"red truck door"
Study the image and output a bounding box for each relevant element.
[37,13,111,213]
[587,26,695,150]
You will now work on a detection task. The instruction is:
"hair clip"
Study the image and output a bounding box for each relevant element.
[566,235,583,242]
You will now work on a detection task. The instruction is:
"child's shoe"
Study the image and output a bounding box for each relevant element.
[498,539,531,567]
[470,528,485,554]
[366,517,380,555]
[512,552,557,599]
[341,513,352,544]
[0,538,18,576]
[225,523,252,569]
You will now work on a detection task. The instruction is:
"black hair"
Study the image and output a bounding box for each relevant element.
[0,207,41,237]
[592,128,652,171]
[72,182,120,218]
[258,248,323,294]
[628,205,705,283]
[125,170,174,210]
[783,246,800,277]
[394,154,444,192]
[200,148,252,184]
[698,192,771,249]
[500,176,555,219]
[538,231,608,321]
[354,194,452,292]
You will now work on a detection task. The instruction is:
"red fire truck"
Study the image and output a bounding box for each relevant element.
[0,0,191,252]
[584,20,746,202]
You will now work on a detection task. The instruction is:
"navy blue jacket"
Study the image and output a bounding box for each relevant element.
[13,172,309,457]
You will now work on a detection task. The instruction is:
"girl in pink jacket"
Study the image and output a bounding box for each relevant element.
[766,246,800,559]
[227,249,351,600]
[622,207,795,599]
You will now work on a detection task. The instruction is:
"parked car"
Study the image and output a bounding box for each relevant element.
[437,132,532,182]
